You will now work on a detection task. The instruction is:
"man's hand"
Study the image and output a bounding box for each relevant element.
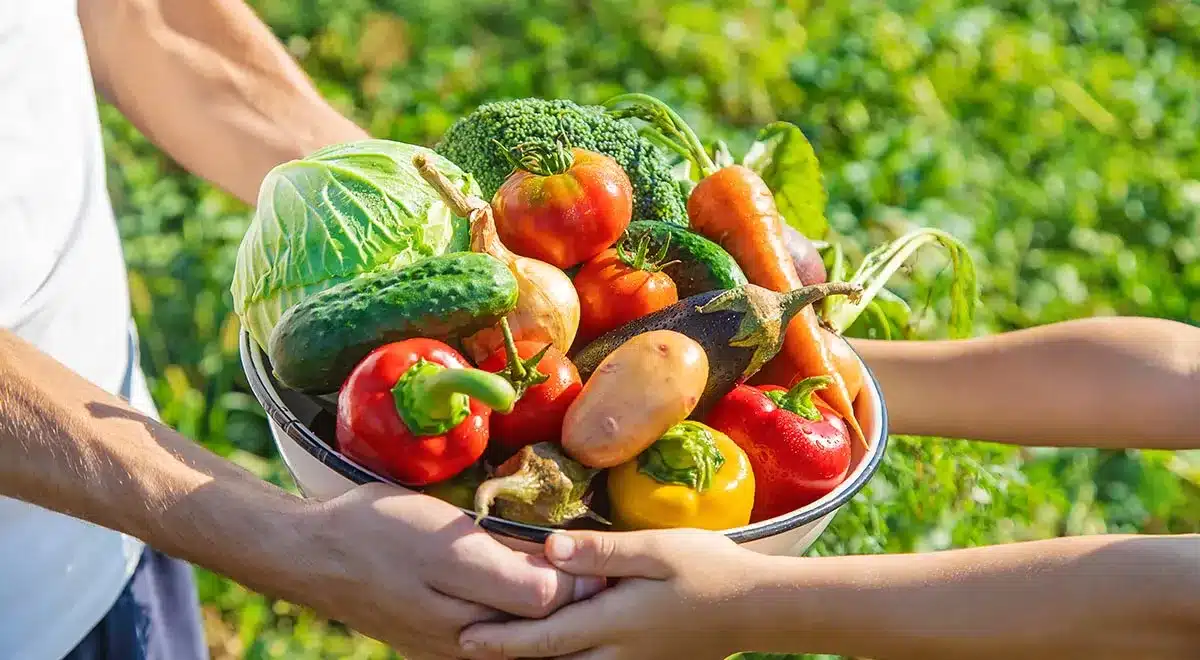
[284,486,605,659]
[457,530,764,660]
[0,329,602,657]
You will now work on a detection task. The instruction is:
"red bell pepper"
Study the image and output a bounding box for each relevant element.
[336,338,517,486]
[704,376,852,522]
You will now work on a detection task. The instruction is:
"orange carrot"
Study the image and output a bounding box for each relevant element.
[606,94,866,451]
[686,166,796,291]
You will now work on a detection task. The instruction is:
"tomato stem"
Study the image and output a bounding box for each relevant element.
[495,317,550,401]
[605,93,718,177]
[496,138,576,177]
[764,376,833,422]
[615,233,678,273]
[499,316,525,379]
[392,360,517,436]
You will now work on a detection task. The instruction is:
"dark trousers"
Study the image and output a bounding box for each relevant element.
[62,547,208,660]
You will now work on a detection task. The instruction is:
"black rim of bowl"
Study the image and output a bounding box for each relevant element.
[240,331,889,545]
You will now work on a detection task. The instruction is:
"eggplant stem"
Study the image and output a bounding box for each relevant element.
[779,281,864,322]
[699,282,863,380]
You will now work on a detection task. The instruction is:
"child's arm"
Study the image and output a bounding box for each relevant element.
[851,316,1200,448]
[458,530,1200,660]
[757,533,1200,660]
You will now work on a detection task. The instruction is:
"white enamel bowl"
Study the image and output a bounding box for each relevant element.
[240,330,888,556]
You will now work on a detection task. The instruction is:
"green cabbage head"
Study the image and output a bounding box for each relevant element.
[231,139,479,349]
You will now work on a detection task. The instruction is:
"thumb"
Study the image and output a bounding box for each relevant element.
[544,530,676,579]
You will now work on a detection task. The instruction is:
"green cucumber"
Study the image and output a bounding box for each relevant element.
[268,252,518,394]
[622,221,747,296]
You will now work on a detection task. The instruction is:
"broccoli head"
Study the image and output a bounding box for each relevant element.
[434,98,689,226]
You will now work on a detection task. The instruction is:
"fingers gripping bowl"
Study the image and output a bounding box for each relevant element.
[239,328,888,556]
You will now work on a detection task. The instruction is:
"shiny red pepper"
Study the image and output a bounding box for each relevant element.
[336,338,517,486]
[704,376,851,522]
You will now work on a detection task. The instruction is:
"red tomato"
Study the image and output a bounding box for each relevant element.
[492,145,633,269]
[478,340,583,456]
[572,236,680,344]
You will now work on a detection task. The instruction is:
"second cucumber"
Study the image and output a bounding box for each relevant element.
[621,220,748,297]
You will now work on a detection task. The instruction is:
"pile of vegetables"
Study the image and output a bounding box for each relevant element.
[232,93,977,532]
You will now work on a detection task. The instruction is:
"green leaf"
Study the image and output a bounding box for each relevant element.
[743,121,829,240]
[818,241,847,321]
[845,288,913,340]
[827,228,978,339]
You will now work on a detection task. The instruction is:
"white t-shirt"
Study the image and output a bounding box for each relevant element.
[0,1,154,658]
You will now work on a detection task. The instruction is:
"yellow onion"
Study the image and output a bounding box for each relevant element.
[413,155,580,362]
[461,211,580,362]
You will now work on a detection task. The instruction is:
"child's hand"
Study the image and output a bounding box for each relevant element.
[458,528,769,659]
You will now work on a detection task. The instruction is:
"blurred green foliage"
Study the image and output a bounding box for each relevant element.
[101,0,1200,657]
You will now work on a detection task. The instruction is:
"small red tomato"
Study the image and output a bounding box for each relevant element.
[478,340,582,456]
[705,377,851,522]
[492,142,633,269]
[572,234,679,344]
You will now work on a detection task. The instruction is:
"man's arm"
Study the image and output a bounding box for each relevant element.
[78,0,367,205]
[0,331,596,655]
[852,316,1200,448]
[0,334,303,587]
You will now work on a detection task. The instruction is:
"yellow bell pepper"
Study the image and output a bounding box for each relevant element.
[608,421,755,531]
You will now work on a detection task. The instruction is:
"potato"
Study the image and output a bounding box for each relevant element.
[562,330,709,468]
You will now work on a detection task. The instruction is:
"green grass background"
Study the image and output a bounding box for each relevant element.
[100,0,1200,657]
